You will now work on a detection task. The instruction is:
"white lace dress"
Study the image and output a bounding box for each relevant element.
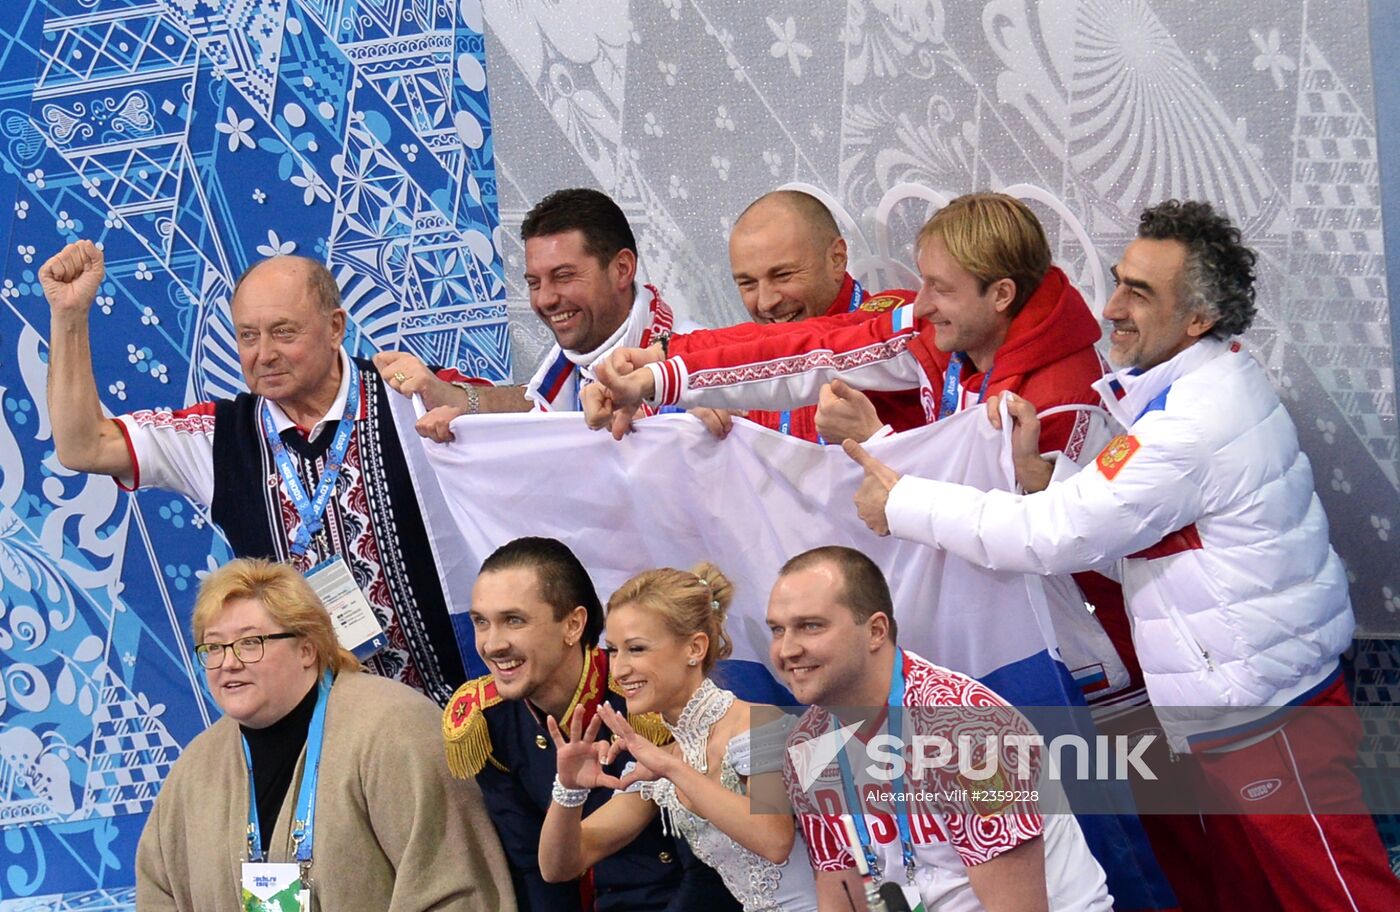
[629,678,818,912]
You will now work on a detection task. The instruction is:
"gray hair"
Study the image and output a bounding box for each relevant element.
[1137,200,1257,338]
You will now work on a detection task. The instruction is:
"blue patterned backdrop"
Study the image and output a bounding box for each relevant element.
[0,1,508,906]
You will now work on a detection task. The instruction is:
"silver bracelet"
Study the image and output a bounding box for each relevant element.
[467,384,480,415]
[551,775,589,808]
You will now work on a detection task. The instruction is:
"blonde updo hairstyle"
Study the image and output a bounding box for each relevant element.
[193,557,361,676]
[607,562,734,673]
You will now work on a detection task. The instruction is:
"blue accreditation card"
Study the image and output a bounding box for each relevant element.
[305,557,388,660]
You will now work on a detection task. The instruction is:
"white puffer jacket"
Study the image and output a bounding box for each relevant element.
[886,338,1354,744]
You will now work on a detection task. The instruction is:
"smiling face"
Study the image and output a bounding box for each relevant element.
[1105,238,1213,371]
[525,230,635,354]
[471,566,585,710]
[729,208,847,324]
[202,596,318,729]
[767,563,889,707]
[911,236,1015,369]
[605,602,705,719]
[232,259,346,416]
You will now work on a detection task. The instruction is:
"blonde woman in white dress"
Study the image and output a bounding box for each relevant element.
[538,563,831,912]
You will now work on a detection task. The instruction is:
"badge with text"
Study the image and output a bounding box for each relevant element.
[306,557,387,659]
[241,862,309,912]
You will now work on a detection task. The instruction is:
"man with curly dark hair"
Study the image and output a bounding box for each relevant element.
[845,199,1399,909]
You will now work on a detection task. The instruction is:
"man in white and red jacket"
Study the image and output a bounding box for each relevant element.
[847,199,1396,910]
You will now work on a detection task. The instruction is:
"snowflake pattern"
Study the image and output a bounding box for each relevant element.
[1371,515,1392,542]
[1250,27,1296,90]
[290,165,332,206]
[762,148,784,177]
[767,15,812,76]
[215,106,255,151]
[257,230,297,257]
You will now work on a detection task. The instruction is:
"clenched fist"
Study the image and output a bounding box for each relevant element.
[40,240,105,316]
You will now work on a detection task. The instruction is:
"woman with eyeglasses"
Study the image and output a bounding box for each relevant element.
[134,557,516,911]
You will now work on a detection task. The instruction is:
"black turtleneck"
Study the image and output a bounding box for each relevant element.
[240,679,319,855]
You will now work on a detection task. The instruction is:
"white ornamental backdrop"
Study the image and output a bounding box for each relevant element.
[484,0,1399,638]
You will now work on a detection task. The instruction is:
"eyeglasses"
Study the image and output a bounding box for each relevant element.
[194,633,299,669]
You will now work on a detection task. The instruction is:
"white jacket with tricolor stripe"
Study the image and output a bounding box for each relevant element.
[885,337,1354,745]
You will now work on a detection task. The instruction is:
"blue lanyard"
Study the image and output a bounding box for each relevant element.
[937,353,992,421]
[260,360,360,557]
[776,410,826,446]
[834,649,917,885]
[242,670,333,864]
[778,279,863,442]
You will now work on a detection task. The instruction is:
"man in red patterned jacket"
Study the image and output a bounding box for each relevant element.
[721,190,924,442]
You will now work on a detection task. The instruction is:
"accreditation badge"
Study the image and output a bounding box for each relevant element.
[241,862,311,911]
[306,556,388,659]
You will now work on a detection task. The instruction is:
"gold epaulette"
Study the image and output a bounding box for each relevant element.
[607,679,673,747]
[629,712,673,747]
[443,674,502,779]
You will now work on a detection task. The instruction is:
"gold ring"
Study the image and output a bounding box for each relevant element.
[393,371,407,383]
